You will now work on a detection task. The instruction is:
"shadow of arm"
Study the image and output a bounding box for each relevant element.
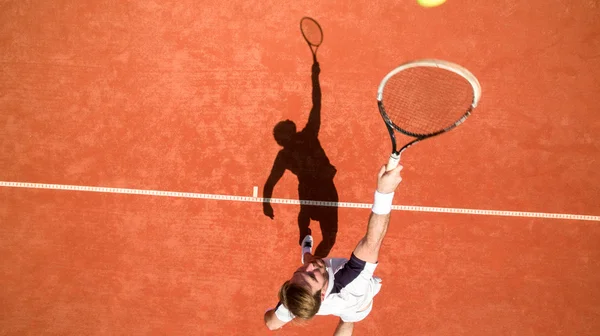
[303,61,321,137]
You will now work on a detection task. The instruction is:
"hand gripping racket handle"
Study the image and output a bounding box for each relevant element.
[386,152,400,171]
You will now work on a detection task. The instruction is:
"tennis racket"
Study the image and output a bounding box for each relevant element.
[300,17,323,62]
[377,59,482,171]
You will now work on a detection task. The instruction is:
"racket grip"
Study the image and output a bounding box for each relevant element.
[386,153,400,171]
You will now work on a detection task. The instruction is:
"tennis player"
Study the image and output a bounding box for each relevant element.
[264,163,403,335]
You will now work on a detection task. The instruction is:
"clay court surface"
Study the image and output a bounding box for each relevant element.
[1,0,599,335]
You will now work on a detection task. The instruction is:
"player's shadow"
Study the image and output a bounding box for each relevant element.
[262,59,338,259]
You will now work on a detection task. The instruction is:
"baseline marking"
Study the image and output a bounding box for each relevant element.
[1,181,598,222]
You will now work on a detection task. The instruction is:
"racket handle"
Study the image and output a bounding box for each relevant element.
[386,153,400,171]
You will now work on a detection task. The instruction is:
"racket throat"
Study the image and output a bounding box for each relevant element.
[387,138,423,170]
[399,138,422,155]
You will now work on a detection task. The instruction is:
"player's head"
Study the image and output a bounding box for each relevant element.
[278,258,329,319]
[273,120,296,147]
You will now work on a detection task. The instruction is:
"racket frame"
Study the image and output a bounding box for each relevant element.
[300,17,323,62]
[377,59,482,169]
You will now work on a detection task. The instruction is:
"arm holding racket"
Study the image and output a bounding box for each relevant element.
[311,61,321,107]
[352,163,403,264]
[303,61,321,137]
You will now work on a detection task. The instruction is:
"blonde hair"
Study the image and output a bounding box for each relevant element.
[278,280,321,320]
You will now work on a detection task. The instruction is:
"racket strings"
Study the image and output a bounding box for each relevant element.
[301,19,322,46]
[382,67,474,136]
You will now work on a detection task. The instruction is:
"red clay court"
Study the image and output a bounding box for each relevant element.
[1,1,599,335]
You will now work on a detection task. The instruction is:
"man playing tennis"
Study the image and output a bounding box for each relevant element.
[264,163,403,335]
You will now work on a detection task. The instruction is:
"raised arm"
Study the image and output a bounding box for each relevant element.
[303,61,321,137]
[352,164,403,263]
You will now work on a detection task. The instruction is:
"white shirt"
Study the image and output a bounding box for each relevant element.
[274,254,381,323]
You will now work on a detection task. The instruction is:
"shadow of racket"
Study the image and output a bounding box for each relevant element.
[300,17,323,63]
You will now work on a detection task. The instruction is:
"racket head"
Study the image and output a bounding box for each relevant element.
[377,59,482,138]
[300,17,323,47]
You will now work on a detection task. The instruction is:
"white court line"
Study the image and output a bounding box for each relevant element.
[1,181,599,222]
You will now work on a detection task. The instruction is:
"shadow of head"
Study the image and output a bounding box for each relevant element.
[273,120,297,147]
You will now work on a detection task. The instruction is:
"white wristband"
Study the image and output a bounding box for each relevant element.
[372,191,394,215]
